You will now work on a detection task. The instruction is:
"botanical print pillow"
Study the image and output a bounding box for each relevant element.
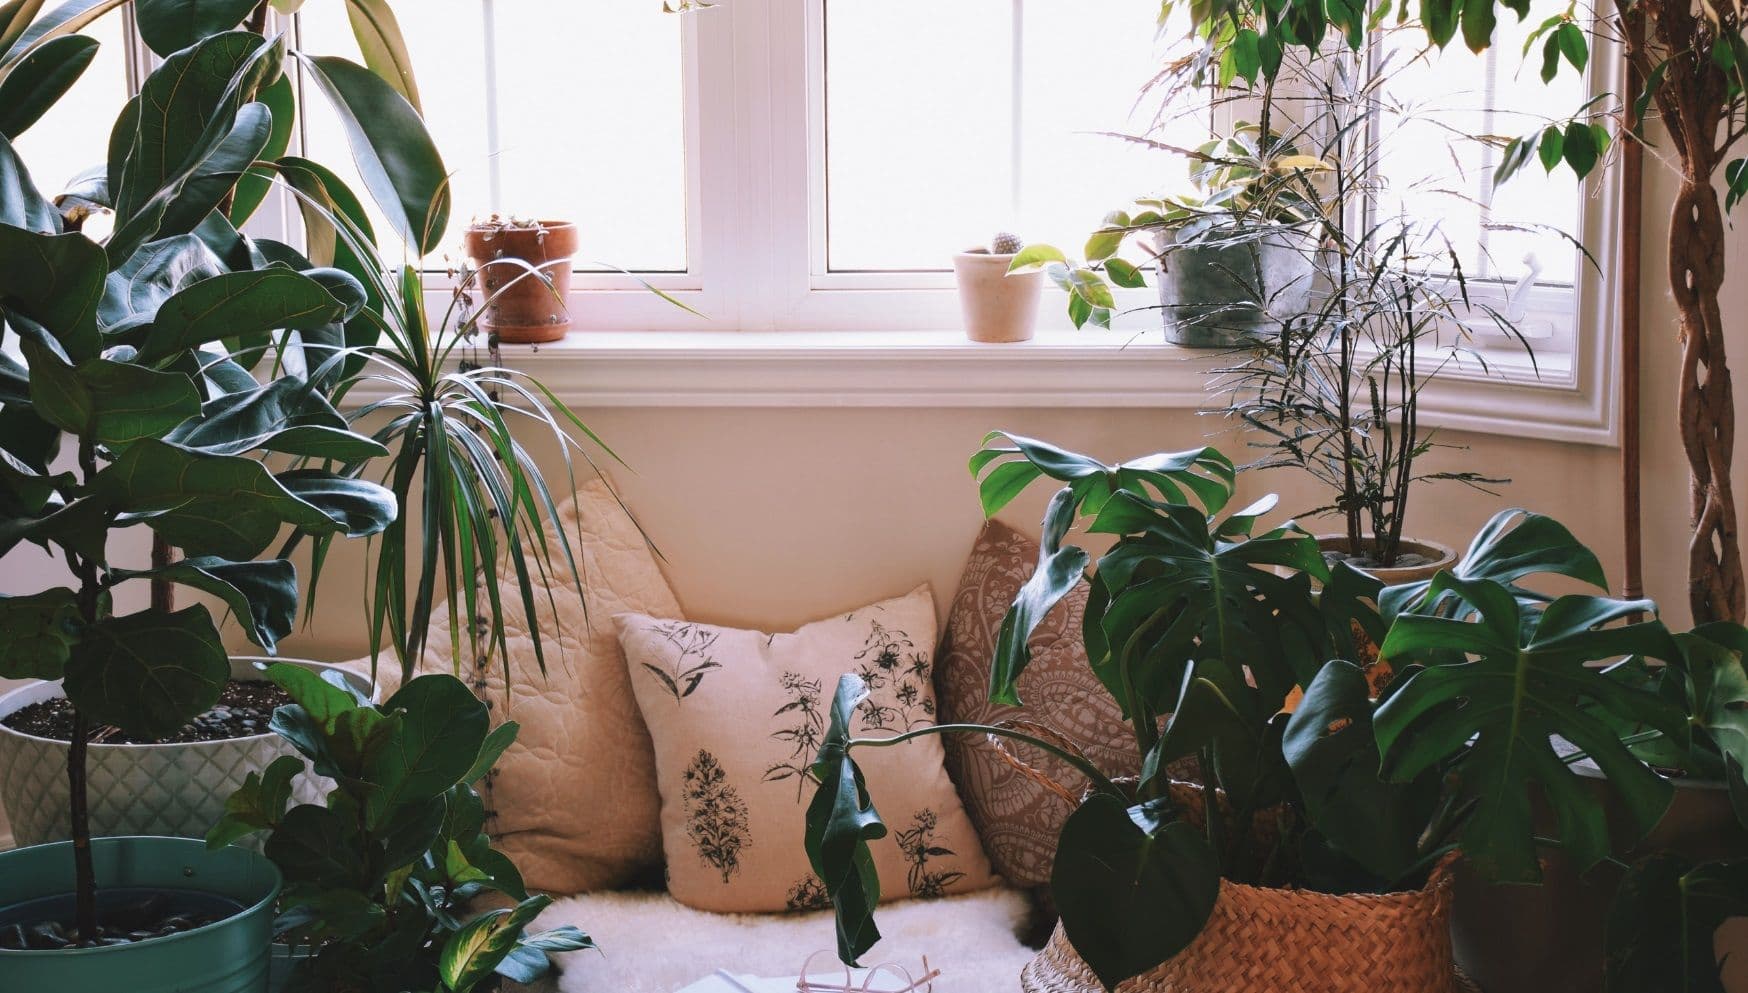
[617,586,997,913]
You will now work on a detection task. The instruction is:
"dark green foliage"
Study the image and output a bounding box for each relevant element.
[807,436,1724,990]
[209,666,591,993]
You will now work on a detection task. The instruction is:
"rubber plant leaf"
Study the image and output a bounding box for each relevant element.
[0,32,95,138]
[110,556,296,652]
[132,0,259,57]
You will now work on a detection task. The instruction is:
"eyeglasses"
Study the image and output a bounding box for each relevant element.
[795,950,942,993]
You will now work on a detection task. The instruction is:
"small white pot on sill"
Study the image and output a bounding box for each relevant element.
[0,657,372,847]
[953,252,1044,343]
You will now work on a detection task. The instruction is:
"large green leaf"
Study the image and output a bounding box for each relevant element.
[0,223,105,359]
[1380,509,1607,621]
[61,604,229,740]
[1605,853,1748,993]
[300,54,449,255]
[1679,623,1748,786]
[0,134,57,232]
[0,0,48,59]
[135,267,349,363]
[206,752,301,849]
[1375,576,1687,882]
[165,376,386,461]
[227,72,293,225]
[2,0,127,64]
[0,32,94,138]
[1283,659,1438,880]
[971,431,1235,519]
[988,488,1089,705]
[113,31,277,221]
[23,347,201,444]
[342,0,420,112]
[114,556,296,651]
[1051,793,1220,989]
[263,802,368,889]
[99,233,225,335]
[133,0,258,57]
[365,674,490,827]
[0,588,80,679]
[97,438,389,558]
[805,674,888,966]
[106,100,274,260]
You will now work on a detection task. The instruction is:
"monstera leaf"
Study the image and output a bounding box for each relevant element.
[1284,660,1441,881]
[1051,792,1220,990]
[805,674,888,966]
[1675,623,1748,816]
[1375,575,1688,883]
[971,431,1235,519]
[1379,508,1608,621]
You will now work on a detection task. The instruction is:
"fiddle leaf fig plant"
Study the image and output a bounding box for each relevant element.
[210,664,591,993]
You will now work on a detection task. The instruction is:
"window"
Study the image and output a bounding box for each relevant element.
[821,1,1189,273]
[296,1,690,273]
[11,12,136,201]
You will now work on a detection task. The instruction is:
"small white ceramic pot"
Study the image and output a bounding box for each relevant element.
[953,252,1044,343]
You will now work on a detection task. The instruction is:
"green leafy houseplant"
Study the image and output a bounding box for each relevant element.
[208,664,590,993]
[0,0,417,945]
[1010,125,1328,336]
[805,433,1712,990]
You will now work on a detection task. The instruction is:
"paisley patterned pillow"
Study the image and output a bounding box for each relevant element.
[618,586,996,913]
[934,520,1140,889]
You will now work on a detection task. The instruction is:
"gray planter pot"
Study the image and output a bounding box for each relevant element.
[1157,222,1317,347]
[0,657,370,848]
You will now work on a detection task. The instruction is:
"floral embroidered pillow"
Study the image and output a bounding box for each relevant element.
[617,586,997,913]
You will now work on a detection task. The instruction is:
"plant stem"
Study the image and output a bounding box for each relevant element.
[69,434,101,940]
[1198,746,1224,872]
[849,724,1118,798]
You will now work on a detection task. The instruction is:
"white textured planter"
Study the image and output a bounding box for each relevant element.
[0,658,372,847]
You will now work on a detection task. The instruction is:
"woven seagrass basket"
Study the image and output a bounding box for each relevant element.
[986,727,1474,993]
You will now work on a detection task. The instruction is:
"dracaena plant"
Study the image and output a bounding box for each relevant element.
[805,435,1698,990]
[207,664,590,993]
[0,4,416,943]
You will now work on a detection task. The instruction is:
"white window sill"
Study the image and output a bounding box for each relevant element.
[346,327,1614,446]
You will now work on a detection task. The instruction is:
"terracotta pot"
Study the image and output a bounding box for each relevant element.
[1316,534,1456,585]
[1451,771,1748,993]
[463,221,578,344]
[953,252,1043,343]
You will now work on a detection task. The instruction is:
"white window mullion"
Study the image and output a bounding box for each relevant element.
[479,0,503,214]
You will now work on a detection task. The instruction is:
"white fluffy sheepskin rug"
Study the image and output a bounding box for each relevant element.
[513,887,1038,993]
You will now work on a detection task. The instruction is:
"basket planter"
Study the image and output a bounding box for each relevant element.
[0,836,281,993]
[463,220,579,344]
[0,658,369,847]
[1156,223,1316,348]
[1022,862,1467,993]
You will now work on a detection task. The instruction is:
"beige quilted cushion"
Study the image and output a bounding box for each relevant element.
[348,477,681,895]
[618,586,997,913]
[934,519,1139,889]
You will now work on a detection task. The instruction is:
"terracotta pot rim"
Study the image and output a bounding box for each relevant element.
[465,219,575,233]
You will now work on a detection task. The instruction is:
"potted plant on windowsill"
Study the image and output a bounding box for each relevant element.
[462,215,580,344]
[804,433,1715,993]
[954,232,1044,343]
[1014,126,1325,346]
[0,26,403,993]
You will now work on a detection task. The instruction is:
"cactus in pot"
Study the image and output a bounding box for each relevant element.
[954,232,1043,343]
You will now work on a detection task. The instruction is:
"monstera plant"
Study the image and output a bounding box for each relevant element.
[806,434,1704,990]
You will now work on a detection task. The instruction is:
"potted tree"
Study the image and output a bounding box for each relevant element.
[0,0,481,986]
[1013,126,1325,346]
[805,433,1706,992]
